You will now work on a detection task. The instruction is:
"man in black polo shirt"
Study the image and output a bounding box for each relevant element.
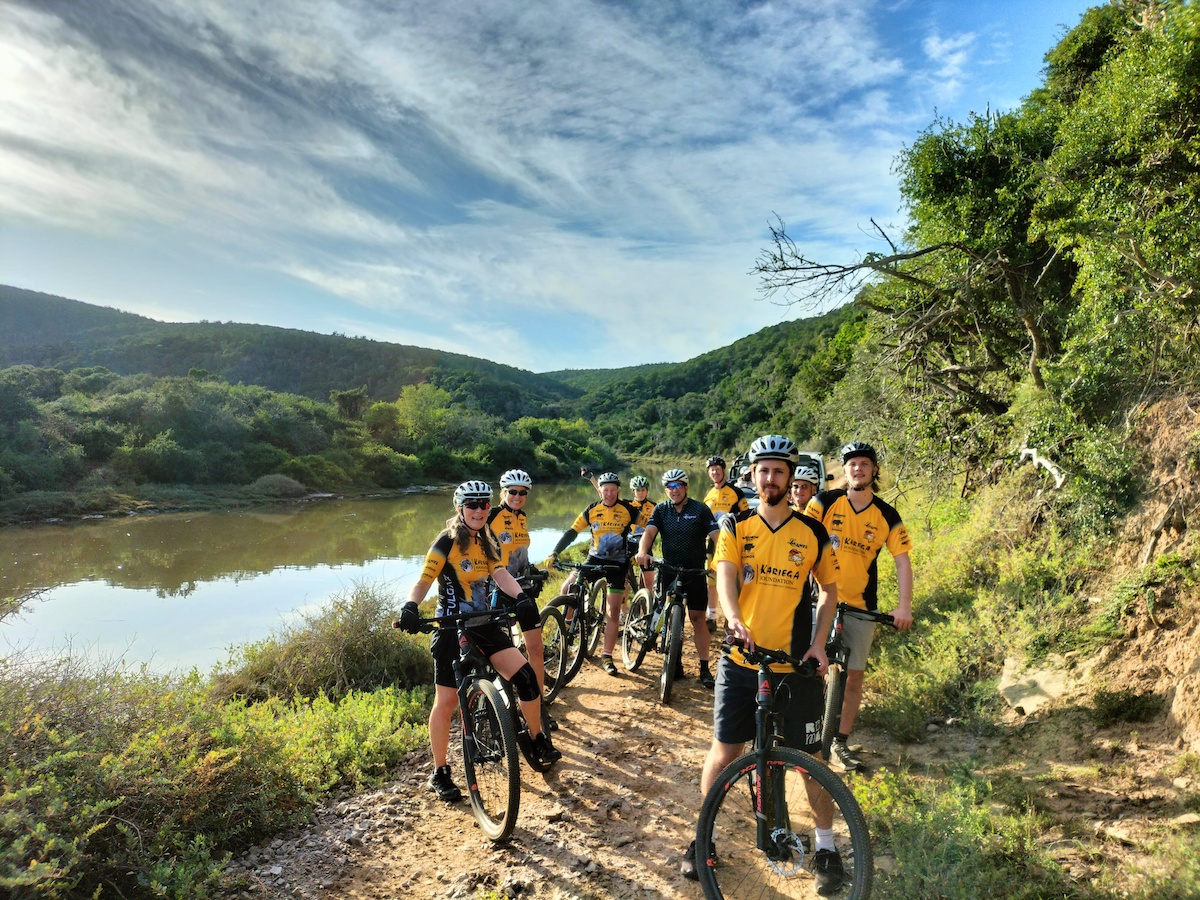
[635,468,720,687]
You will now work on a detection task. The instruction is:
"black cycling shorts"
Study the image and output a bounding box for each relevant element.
[585,555,630,589]
[431,620,515,689]
[712,656,822,753]
[660,569,708,611]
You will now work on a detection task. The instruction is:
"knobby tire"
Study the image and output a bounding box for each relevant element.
[821,663,846,757]
[696,747,873,900]
[548,594,586,685]
[622,588,654,671]
[461,678,521,843]
[660,602,684,705]
[538,604,568,703]
[585,577,607,657]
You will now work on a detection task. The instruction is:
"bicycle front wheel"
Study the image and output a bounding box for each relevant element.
[461,678,521,842]
[548,595,586,684]
[622,588,654,671]
[585,577,608,657]
[696,747,872,900]
[659,601,684,705]
[821,663,846,757]
[538,604,568,703]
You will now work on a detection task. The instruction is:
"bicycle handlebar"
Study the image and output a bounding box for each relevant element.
[836,603,897,629]
[392,607,516,634]
[724,637,819,677]
[642,557,707,576]
[552,561,612,574]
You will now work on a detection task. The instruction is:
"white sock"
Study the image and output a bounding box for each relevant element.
[815,827,835,852]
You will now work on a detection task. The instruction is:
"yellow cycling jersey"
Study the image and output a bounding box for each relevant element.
[704,483,750,523]
[555,499,647,562]
[714,509,839,672]
[804,489,912,612]
[630,497,655,533]
[487,504,530,575]
[419,530,501,617]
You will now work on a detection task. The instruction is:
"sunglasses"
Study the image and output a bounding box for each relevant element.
[462,499,490,510]
[506,488,528,496]
[666,481,686,490]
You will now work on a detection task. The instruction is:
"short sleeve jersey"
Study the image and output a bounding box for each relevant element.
[630,497,656,534]
[487,504,530,576]
[565,499,645,562]
[804,489,912,612]
[647,497,718,569]
[704,483,749,524]
[715,509,839,672]
[419,531,500,617]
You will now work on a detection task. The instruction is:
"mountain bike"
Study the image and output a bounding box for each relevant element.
[493,568,569,703]
[397,607,552,843]
[821,603,897,758]
[622,558,706,705]
[548,561,611,683]
[696,640,872,899]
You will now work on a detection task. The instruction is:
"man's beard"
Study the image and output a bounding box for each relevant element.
[761,485,787,507]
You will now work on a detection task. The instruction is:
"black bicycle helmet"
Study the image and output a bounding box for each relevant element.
[706,455,726,468]
[840,441,878,465]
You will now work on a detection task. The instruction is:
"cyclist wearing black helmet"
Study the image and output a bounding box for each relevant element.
[702,454,749,631]
[804,441,914,773]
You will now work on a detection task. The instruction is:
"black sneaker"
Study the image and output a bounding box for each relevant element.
[601,656,618,676]
[828,739,864,773]
[812,848,845,895]
[532,732,562,766]
[698,668,715,689]
[427,765,463,802]
[681,839,716,880]
[674,663,687,680]
[545,712,559,732]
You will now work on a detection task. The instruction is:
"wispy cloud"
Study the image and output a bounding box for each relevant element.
[0,0,1091,370]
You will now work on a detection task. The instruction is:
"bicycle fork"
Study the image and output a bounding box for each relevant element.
[753,675,808,875]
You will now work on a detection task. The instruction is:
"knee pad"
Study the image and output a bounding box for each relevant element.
[511,662,540,702]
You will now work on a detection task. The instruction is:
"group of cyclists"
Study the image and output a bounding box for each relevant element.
[396,434,915,894]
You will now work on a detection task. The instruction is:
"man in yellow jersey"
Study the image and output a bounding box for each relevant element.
[682,435,844,893]
[628,475,656,592]
[789,464,821,511]
[546,472,649,675]
[702,455,749,631]
[805,441,914,773]
[487,469,547,698]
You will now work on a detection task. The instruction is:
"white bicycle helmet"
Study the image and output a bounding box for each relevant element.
[597,472,621,486]
[630,475,650,490]
[749,435,799,465]
[793,465,820,486]
[840,441,878,465]
[453,480,492,507]
[662,468,688,485]
[499,469,533,489]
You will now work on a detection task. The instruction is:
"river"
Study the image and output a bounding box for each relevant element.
[0,481,614,673]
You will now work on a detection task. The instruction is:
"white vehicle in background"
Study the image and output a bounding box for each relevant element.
[729,449,830,510]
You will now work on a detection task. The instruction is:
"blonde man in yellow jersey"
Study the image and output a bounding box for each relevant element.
[804,441,914,773]
[702,455,750,630]
[682,435,845,893]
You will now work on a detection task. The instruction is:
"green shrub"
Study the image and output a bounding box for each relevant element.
[242,473,307,498]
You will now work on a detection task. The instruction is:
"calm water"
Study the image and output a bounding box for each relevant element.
[0,482,610,673]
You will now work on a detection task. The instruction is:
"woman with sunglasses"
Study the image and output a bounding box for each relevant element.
[487,470,547,698]
[397,480,561,803]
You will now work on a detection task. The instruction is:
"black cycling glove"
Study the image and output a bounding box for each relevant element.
[398,602,421,634]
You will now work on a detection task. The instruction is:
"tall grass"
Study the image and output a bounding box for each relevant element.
[1,583,431,898]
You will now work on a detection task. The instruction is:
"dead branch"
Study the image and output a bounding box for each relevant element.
[1019,446,1067,490]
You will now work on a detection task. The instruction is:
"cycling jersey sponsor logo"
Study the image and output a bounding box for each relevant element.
[788,548,804,564]
[498,531,512,544]
[741,564,755,585]
[460,559,474,572]
[831,514,845,529]
[863,525,876,544]
[758,564,798,579]
[830,534,841,550]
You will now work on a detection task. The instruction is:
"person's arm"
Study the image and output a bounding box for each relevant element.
[636,524,658,567]
[892,553,914,631]
[716,559,752,649]
[804,581,837,673]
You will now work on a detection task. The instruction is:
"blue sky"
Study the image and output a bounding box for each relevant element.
[1,0,1098,373]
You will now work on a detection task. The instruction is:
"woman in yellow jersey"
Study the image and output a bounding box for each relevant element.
[397,480,560,802]
[703,455,750,630]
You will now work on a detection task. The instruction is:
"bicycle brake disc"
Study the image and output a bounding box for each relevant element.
[765,829,808,877]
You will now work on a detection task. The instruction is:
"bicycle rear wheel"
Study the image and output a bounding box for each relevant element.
[548,595,586,684]
[659,602,684,705]
[821,664,846,757]
[585,577,607,657]
[696,747,872,900]
[538,605,568,703]
[622,588,654,671]
[461,678,521,842]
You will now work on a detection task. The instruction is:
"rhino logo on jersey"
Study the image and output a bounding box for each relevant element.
[742,564,754,585]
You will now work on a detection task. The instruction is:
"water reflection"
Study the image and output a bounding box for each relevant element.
[0,481,632,671]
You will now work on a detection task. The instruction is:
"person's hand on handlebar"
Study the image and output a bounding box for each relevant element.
[724,615,753,652]
[635,552,654,569]
[801,644,829,676]
[397,602,422,634]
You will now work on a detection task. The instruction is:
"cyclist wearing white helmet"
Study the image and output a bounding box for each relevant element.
[703,454,750,631]
[628,475,656,591]
[398,481,560,801]
[635,469,720,687]
[790,464,821,511]
[546,472,651,675]
[488,468,550,703]
[683,435,843,889]
[804,441,914,774]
